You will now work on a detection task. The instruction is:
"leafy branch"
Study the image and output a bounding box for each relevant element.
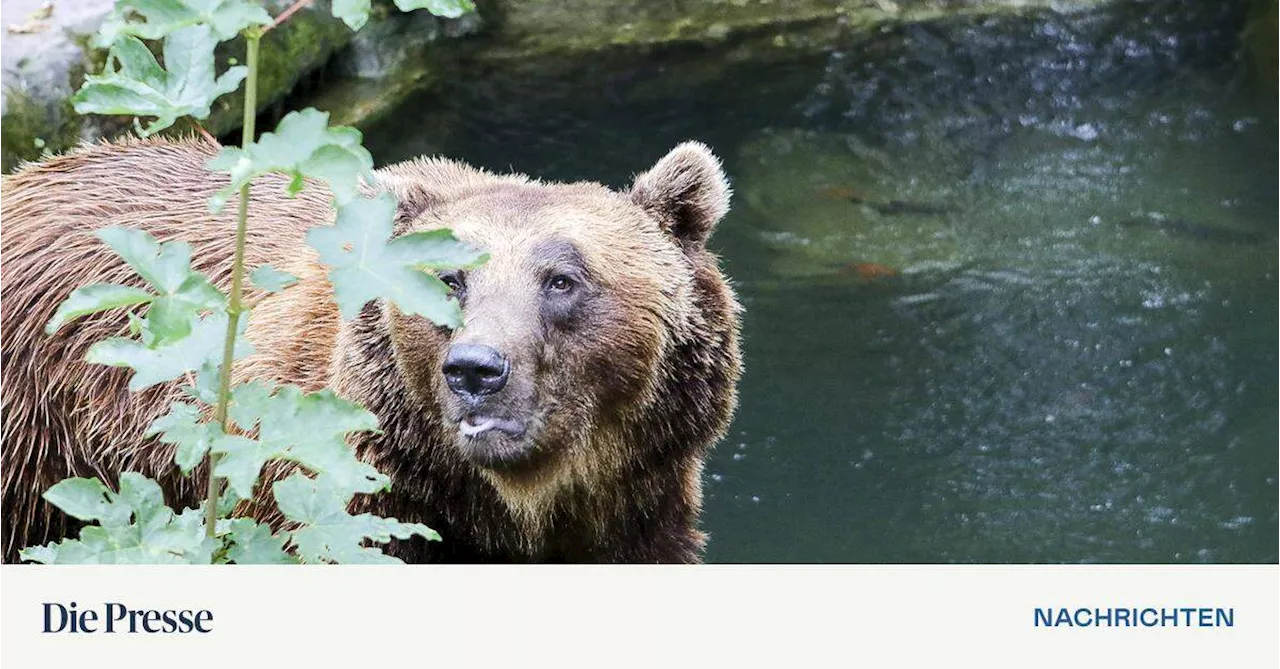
[22,0,479,564]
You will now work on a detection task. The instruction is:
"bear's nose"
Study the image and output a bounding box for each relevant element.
[442,344,510,398]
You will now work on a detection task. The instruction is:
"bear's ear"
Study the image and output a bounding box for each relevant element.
[629,141,731,252]
[372,158,507,231]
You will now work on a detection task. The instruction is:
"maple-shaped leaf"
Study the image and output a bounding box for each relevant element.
[273,473,439,564]
[145,401,220,474]
[20,474,215,564]
[47,228,226,346]
[222,518,298,564]
[307,193,487,326]
[207,382,385,499]
[87,311,253,391]
[94,0,271,46]
[206,108,373,211]
[74,26,247,136]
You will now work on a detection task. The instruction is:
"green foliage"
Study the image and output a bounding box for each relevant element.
[26,0,478,565]
[19,474,216,564]
[89,310,251,391]
[213,382,385,499]
[274,473,439,564]
[20,471,441,564]
[331,0,473,31]
[48,227,226,341]
[331,0,376,31]
[398,0,475,19]
[250,264,299,292]
[51,227,253,393]
[206,108,373,211]
[222,518,297,564]
[51,228,252,393]
[74,26,247,136]
[308,194,487,325]
[145,401,219,474]
[95,0,272,46]
[44,284,154,336]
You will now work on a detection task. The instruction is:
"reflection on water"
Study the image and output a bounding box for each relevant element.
[362,0,1277,563]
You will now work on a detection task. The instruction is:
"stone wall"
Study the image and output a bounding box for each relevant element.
[1,0,1113,171]
[0,0,474,170]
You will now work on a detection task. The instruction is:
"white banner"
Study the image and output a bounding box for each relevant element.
[2,565,1276,668]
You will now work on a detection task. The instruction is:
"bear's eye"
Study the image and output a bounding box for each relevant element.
[439,271,463,293]
[547,274,575,293]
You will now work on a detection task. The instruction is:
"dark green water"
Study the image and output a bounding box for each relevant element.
[362,1,1278,563]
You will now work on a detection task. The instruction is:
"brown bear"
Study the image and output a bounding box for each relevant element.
[0,137,742,563]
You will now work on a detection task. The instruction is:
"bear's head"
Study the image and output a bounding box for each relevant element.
[372,143,742,511]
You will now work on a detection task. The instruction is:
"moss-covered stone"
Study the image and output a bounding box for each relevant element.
[1,91,81,172]
[4,0,1136,173]
[1,0,358,171]
[300,5,482,128]
[205,0,356,136]
[478,0,1106,61]
[1,0,109,170]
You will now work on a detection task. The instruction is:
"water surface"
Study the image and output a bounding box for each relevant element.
[363,0,1277,563]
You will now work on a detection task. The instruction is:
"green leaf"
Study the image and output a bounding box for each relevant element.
[115,472,173,536]
[92,227,226,345]
[75,27,248,136]
[397,229,493,270]
[100,224,201,289]
[226,379,274,429]
[45,527,113,564]
[394,0,474,19]
[224,518,298,564]
[273,473,439,564]
[18,543,60,564]
[250,264,299,292]
[45,284,155,335]
[94,0,271,46]
[86,311,253,391]
[28,474,215,564]
[206,109,374,211]
[207,434,267,500]
[42,478,114,523]
[146,402,219,474]
[216,483,246,517]
[184,361,223,405]
[201,0,273,41]
[330,0,477,30]
[307,193,487,326]
[210,383,385,499]
[331,0,371,30]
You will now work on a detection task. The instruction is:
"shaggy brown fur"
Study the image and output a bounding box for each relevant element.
[0,137,742,563]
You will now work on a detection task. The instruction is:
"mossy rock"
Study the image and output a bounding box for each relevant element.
[480,0,1106,60]
[204,0,356,137]
[0,0,108,171]
[299,6,483,129]
[1,91,81,172]
[1,0,355,171]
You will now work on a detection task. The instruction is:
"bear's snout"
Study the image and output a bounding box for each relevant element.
[442,344,510,399]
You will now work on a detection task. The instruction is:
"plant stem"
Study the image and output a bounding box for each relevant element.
[264,0,312,34]
[205,31,261,540]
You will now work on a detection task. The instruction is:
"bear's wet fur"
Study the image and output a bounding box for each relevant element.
[0,137,742,563]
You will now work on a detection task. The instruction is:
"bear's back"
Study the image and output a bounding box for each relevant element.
[0,139,334,558]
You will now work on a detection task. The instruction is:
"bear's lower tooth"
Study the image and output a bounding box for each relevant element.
[460,419,496,437]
